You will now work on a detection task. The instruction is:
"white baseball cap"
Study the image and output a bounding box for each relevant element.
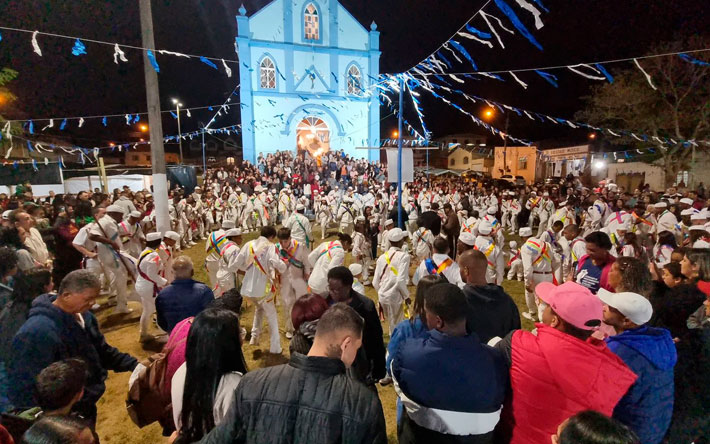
[348,263,363,276]
[222,220,236,229]
[146,232,163,242]
[129,211,142,218]
[598,288,653,325]
[477,220,493,235]
[385,219,394,226]
[509,240,518,249]
[689,225,707,232]
[387,228,408,242]
[106,205,124,214]
[654,202,668,209]
[680,198,694,206]
[691,214,707,221]
[459,232,476,246]
[165,231,180,241]
[519,227,533,237]
[681,209,695,216]
[225,228,242,237]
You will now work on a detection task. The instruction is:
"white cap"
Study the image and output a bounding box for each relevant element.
[284,184,290,189]
[543,192,549,197]
[598,288,653,325]
[146,232,163,242]
[616,222,630,232]
[254,185,264,192]
[509,240,518,249]
[559,201,567,207]
[387,228,408,242]
[222,220,236,229]
[296,204,305,211]
[2,210,11,220]
[477,220,493,235]
[165,231,180,241]
[530,191,537,196]
[689,225,707,232]
[194,186,201,190]
[129,210,142,218]
[691,214,707,221]
[681,209,695,216]
[355,215,366,223]
[680,198,694,206]
[487,207,496,215]
[385,219,394,226]
[348,263,363,276]
[459,232,476,246]
[106,205,124,214]
[654,202,668,209]
[225,228,242,237]
[519,227,533,237]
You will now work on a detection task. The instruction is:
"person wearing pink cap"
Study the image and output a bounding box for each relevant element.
[493,281,637,444]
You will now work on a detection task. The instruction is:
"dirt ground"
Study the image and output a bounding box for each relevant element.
[94,227,530,443]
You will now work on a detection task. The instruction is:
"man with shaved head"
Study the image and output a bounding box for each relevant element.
[459,249,521,343]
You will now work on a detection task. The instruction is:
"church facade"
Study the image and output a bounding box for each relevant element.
[236,0,381,163]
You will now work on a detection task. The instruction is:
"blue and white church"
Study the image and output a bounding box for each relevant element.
[236,0,381,163]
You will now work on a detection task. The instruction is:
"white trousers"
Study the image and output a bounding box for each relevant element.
[101,261,129,311]
[205,259,219,290]
[380,300,404,337]
[524,272,554,317]
[250,297,282,354]
[280,277,308,333]
[136,284,156,337]
[507,258,523,280]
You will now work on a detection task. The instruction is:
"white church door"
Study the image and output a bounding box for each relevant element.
[296,116,331,158]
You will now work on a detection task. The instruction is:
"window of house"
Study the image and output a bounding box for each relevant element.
[450,158,456,166]
[260,57,276,89]
[518,157,528,170]
[304,3,319,41]
[131,154,139,161]
[346,65,362,95]
[676,170,689,186]
[463,156,469,165]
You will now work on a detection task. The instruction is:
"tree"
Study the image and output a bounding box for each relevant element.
[0,68,22,158]
[577,37,710,186]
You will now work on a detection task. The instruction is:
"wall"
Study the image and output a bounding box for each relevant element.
[594,161,665,191]
[493,146,539,184]
[237,0,380,163]
[448,148,474,171]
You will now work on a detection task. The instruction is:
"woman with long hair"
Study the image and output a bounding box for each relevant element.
[288,293,330,355]
[171,308,248,441]
[0,227,37,271]
[607,257,653,297]
[653,230,677,268]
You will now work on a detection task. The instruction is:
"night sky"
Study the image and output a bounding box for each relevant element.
[0,0,707,151]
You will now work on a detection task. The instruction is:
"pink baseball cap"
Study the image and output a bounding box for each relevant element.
[535,281,603,330]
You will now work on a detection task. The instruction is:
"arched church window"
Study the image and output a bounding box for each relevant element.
[347,65,362,95]
[260,57,276,89]
[304,3,320,41]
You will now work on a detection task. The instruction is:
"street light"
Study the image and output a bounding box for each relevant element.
[139,124,149,133]
[481,107,510,175]
[589,133,597,140]
[172,98,184,164]
[392,130,399,138]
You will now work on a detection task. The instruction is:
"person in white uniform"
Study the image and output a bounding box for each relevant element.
[472,220,504,285]
[89,205,133,314]
[118,211,145,259]
[520,227,556,322]
[283,204,312,249]
[412,236,464,288]
[204,220,234,290]
[373,228,411,336]
[135,232,168,343]
[159,231,181,285]
[233,226,286,354]
[275,227,311,339]
[307,233,352,296]
[214,229,243,297]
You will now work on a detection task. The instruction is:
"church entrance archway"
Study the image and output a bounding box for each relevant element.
[296,116,330,158]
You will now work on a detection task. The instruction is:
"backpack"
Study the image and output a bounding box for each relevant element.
[126,338,184,434]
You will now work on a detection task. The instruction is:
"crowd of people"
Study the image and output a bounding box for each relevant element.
[0,149,708,444]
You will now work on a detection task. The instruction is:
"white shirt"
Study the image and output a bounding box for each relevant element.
[90,215,121,265]
[135,249,167,293]
[276,239,311,281]
[412,253,464,288]
[473,235,504,285]
[308,240,346,295]
[284,213,312,246]
[25,227,49,265]
[234,237,286,299]
[373,247,411,305]
[521,238,554,286]
[412,227,435,260]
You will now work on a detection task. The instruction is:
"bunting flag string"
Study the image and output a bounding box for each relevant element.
[0,25,239,77]
[418,78,710,148]
[633,58,657,90]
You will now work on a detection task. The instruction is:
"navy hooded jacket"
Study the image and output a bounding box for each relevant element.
[7,294,137,420]
[606,325,677,444]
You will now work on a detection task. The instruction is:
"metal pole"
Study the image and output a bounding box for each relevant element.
[201,124,206,178]
[503,113,509,174]
[177,103,184,164]
[139,0,170,234]
[397,76,404,229]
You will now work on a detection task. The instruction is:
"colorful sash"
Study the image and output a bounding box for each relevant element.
[473,241,496,270]
[249,244,276,294]
[278,240,304,269]
[137,249,160,297]
[317,241,343,261]
[207,232,227,255]
[425,257,452,275]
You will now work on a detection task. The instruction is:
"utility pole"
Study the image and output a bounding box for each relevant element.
[201,123,206,178]
[397,76,404,229]
[502,113,510,174]
[139,0,170,234]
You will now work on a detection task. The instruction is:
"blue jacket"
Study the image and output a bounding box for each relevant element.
[606,326,677,444]
[393,330,507,443]
[386,316,428,376]
[155,279,214,333]
[8,294,137,420]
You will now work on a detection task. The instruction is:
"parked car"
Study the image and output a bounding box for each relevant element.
[501,175,527,186]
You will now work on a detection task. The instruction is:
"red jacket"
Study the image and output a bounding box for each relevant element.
[504,325,637,444]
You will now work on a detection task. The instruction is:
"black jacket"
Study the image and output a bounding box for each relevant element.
[7,294,137,420]
[328,290,386,383]
[462,284,521,344]
[190,353,387,444]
